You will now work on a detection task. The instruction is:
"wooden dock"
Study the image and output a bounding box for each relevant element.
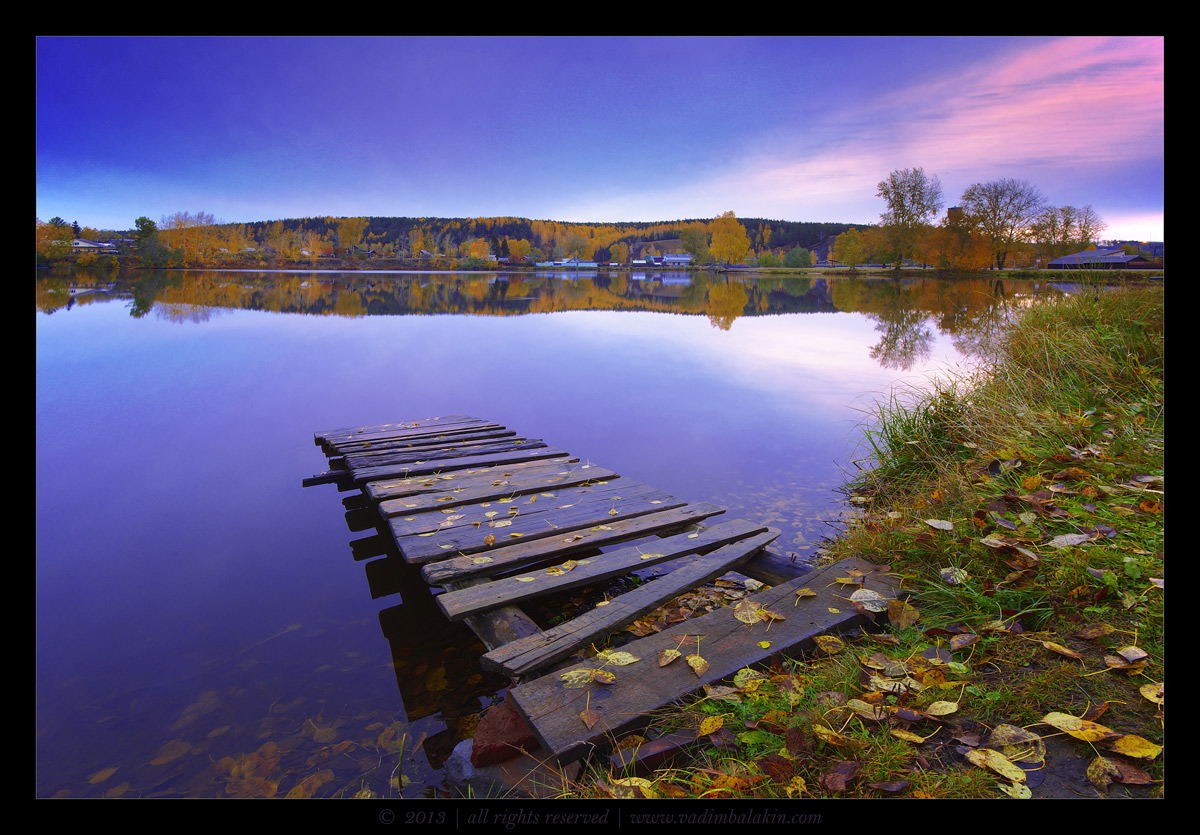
[304,414,899,766]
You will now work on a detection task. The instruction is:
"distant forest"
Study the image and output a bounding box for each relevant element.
[232,215,857,261]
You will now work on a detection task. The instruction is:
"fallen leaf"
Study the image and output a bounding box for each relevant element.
[580,708,601,729]
[595,649,640,666]
[1106,735,1162,760]
[686,654,710,677]
[658,648,681,666]
[1040,711,1122,743]
[964,748,1026,782]
[699,715,724,737]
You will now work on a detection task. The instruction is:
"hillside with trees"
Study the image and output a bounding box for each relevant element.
[36,211,859,271]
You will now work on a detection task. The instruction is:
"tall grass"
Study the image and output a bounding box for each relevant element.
[848,285,1164,504]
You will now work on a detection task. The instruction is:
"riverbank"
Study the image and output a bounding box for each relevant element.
[556,283,1164,800]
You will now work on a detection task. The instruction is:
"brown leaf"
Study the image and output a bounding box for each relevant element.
[821,760,860,792]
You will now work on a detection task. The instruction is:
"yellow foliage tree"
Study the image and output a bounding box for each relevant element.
[709,212,750,266]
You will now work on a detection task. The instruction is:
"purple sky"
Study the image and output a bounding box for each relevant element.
[36,36,1164,241]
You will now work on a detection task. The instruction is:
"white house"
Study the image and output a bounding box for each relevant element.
[71,239,118,254]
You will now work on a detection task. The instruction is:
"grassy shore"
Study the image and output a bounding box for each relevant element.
[569,282,1164,800]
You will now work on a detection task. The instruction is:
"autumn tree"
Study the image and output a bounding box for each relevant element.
[36,217,73,260]
[709,212,750,266]
[679,225,710,264]
[876,167,944,267]
[959,178,1045,269]
[831,228,865,269]
[336,217,370,256]
[610,241,629,264]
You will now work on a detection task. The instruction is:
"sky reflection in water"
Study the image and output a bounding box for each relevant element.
[36,272,991,797]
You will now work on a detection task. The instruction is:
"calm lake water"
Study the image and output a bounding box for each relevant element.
[36,268,1068,798]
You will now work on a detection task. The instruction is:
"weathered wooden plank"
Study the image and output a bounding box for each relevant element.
[340,434,531,470]
[364,457,584,502]
[394,483,688,564]
[345,437,547,474]
[317,415,485,448]
[378,465,620,518]
[508,556,899,764]
[420,502,728,586]
[479,528,780,678]
[388,477,663,538]
[436,519,770,622]
[326,424,504,455]
[336,428,516,461]
[350,446,571,485]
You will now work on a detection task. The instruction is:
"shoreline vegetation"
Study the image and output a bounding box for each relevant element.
[551,282,1163,800]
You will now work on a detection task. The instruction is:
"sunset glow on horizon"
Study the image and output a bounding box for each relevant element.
[36,36,1163,242]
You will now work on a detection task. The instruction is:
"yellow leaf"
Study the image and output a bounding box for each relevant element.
[515,576,536,582]
[922,700,958,717]
[686,654,709,676]
[658,648,681,666]
[1042,640,1083,661]
[964,748,1026,782]
[813,635,845,654]
[1106,734,1162,760]
[1139,682,1164,705]
[758,641,771,649]
[698,715,724,736]
[1040,711,1122,743]
[595,649,640,666]
[998,781,1032,798]
[471,555,493,564]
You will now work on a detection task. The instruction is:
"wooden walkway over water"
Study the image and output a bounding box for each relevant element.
[303,414,899,766]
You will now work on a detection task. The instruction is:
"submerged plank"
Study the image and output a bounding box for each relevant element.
[480,529,780,678]
[420,502,728,586]
[436,518,770,622]
[508,556,899,764]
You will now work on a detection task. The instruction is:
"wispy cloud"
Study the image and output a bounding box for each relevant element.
[580,37,1162,227]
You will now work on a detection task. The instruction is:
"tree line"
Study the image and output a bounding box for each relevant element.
[36,210,855,270]
[832,168,1113,271]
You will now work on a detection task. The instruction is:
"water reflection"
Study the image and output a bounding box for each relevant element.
[37,269,1070,373]
[36,268,1078,798]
